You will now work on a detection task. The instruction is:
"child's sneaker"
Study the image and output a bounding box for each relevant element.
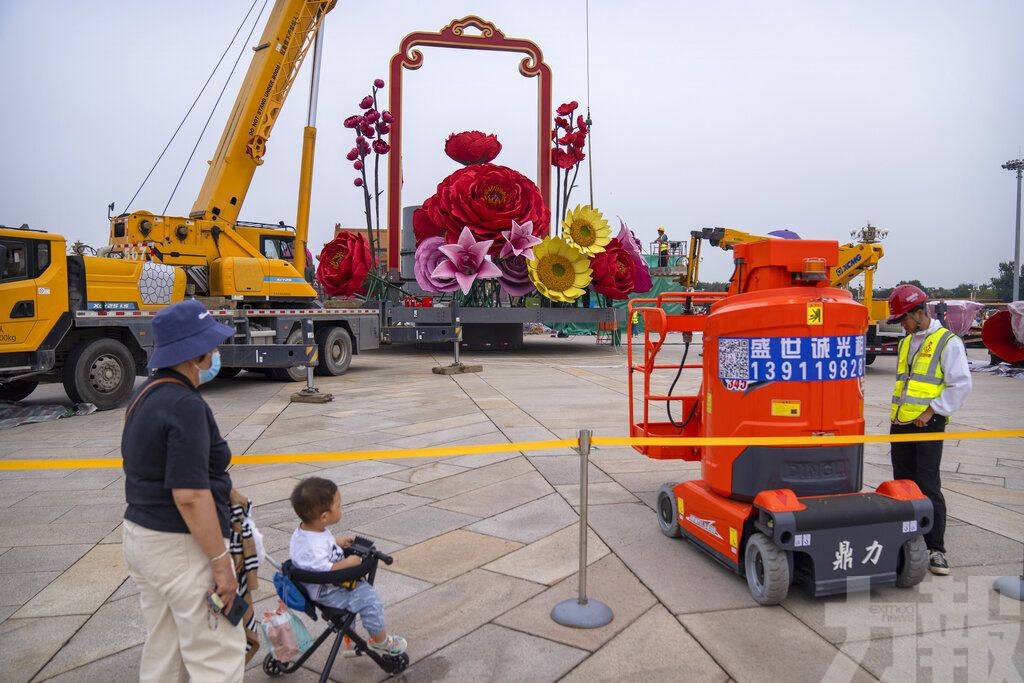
[370,634,407,656]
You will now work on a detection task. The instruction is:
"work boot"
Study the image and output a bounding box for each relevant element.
[929,550,950,576]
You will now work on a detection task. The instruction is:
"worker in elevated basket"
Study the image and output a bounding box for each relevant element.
[887,284,972,576]
[656,226,669,267]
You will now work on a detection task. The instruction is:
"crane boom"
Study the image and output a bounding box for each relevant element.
[107,0,335,301]
[191,0,334,225]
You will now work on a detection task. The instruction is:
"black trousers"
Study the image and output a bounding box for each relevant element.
[890,414,947,553]
[658,252,668,267]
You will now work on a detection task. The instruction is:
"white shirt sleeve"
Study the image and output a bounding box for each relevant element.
[289,529,342,572]
[930,333,972,417]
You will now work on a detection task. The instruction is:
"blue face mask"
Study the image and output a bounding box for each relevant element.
[197,351,220,385]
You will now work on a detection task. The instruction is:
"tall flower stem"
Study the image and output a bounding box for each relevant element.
[564,163,581,219]
[371,87,383,269]
[554,167,561,236]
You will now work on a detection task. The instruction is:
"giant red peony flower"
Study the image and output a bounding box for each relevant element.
[316,231,374,297]
[590,237,637,299]
[412,163,550,257]
[445,131,502,165]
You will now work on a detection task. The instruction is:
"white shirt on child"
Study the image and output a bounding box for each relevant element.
[289,527,343,598]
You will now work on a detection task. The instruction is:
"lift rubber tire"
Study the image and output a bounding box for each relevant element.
[266,329,307,382]
[895,535,928,588]
[261,653,282,677]
[63,337,136,410]
[657,483,682,538]
[0,379,39,402]
[745,532,791,605]
[216,366,241,379]
[314,326,352,376]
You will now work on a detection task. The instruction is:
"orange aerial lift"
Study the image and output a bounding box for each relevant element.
[629,237,933,604]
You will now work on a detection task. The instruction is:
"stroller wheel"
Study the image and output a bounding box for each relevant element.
[262,653,283,676]
[381,652,410,674]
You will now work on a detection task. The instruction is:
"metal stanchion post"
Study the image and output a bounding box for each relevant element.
[551,429,614,628]
[432,315,482,375]
[291,319,333,403]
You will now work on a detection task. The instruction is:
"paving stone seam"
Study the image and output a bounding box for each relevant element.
[23,568,101,683]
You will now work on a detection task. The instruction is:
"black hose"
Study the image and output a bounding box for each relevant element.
[666,339,701,430]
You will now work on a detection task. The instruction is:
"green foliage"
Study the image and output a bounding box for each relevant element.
[989,261,1023,302]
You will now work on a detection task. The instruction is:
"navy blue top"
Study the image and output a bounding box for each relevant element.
[122,369,233,536]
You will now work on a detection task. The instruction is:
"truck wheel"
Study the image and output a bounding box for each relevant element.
[63,338,136,410]
[895,535,928,588]
[266,329,307,382]
[314,326,352,376]
[865,354,876,366]
[0,379,38,402]
[657,483,681,538]
[217,367,241,379]
[745,532,790,605]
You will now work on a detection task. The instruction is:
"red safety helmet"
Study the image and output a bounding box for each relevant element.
[887,284,928,322]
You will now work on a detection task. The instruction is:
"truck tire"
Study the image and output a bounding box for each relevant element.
[314,326,352,376]
[217,367,242,379]
[895,535,928,588]
[63,338,137,410]
[744,532,790,605]
[865,353,876,366]
[266,329,307,382]
[657,483,681,538]
[0,379,39,402]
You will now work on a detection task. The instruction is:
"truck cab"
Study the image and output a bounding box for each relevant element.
[0,226,71,399]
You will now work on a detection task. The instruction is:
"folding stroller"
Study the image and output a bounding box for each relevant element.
[262,536,409,681]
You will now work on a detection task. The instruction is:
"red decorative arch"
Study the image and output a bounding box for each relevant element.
[385,16,552,268]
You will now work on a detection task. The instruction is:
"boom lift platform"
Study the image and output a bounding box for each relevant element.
[628,238,932,603]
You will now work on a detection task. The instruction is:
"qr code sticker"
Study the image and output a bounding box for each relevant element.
[718,338,750,379]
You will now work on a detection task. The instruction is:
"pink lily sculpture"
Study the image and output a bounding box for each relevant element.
[499,219,543,260]
[433,227,502,294]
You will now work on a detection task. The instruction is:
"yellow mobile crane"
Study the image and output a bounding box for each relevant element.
[681,223,896,362]
[109,0,334,299]
[0,0,386,408]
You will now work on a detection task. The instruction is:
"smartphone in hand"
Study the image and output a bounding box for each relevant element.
[222,595,249,626]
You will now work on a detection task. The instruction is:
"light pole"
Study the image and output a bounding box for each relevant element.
[1002,159,1023,302]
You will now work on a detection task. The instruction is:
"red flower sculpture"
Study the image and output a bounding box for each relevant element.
[413,163,550,257]
[316,231,374,297]
[590,238,638,299]
[444,131,503,165]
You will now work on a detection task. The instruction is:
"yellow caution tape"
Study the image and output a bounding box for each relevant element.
[0,431,1019,471]
[591,429,1024,448]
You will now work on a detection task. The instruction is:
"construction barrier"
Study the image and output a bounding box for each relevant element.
[1,430,1022,471]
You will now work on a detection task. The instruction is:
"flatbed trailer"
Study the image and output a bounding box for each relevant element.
[382,302,619,349]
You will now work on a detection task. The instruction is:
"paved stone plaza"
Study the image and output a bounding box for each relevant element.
[0,337,1021,682]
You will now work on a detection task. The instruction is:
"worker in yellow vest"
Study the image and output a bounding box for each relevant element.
[887,284,972,576]
[656,226,669,267]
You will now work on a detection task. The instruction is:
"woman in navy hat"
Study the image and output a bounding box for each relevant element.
[120,300,246,682]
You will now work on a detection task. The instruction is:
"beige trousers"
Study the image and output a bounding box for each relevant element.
[123,520,245,683]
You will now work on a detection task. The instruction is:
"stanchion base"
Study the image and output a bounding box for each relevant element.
[432,363,483,375]
[993,576,1024,601]
[550,598,613,629]
[290,389,334,404]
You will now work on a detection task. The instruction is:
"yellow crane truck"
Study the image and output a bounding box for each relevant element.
[681,223,898,363]
[0,0,381,409]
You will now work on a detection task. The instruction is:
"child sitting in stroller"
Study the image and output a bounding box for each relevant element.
[289,477,407,656]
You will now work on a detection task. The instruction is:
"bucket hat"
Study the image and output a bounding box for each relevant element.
[147,299,234,369]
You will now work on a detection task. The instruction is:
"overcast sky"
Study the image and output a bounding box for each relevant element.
[1,0,1021,288]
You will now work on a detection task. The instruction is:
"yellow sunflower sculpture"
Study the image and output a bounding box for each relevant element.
[562,205,612,256]
[527,236,593,302]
